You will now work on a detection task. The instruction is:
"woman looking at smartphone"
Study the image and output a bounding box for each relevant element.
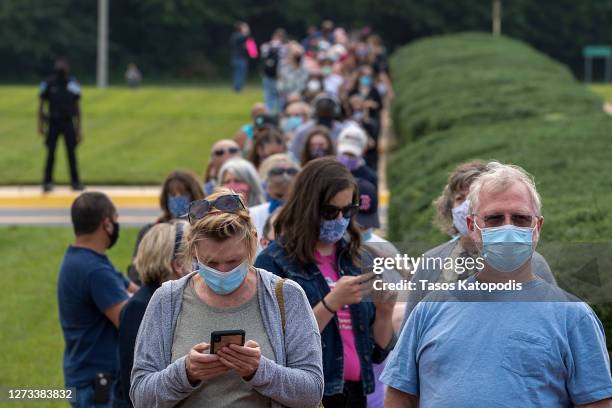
[130,189,323,408]
[255,157,396,408]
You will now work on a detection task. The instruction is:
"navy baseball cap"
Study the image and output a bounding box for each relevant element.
[356,178,380,229]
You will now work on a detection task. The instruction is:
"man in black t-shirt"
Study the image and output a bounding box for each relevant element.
[38,58,84,192]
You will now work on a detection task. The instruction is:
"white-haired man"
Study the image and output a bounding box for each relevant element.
[381,162,612,407]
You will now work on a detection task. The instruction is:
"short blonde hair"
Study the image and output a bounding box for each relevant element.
[286,101,311,118]
[135,221,189,285]
[185,188,258,266]
[468,161,542,216]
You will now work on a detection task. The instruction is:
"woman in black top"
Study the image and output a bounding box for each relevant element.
[115,221,189,408]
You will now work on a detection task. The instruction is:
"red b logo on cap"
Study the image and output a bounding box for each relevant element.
[359,194,371,211]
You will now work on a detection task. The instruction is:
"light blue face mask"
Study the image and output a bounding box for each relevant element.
[362,228,373,242]
[475,223,536,273]
[197,261,248,295]
[360,75,373,87]
[167,195,191,219]
[283,115,303,132]
[451,200,470,237]
[319,217,350,244]
[268,198,284,214]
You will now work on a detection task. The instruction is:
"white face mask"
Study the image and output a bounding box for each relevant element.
[307,79,322,93]
[451,199,470,236]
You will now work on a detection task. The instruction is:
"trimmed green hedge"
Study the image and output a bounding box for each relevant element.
[387,32,612,346]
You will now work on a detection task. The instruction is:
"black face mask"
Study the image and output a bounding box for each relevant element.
[317,117,333,129]
[55,68,68,81]
[106,221,120,249]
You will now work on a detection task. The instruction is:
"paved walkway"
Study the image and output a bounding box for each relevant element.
[377,109,392,234]
[0,186,161,226]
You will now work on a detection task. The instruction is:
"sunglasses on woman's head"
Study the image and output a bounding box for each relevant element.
[212,147,240,157]
[320,203,360,220]
[268,167,299,177]
[187,194,246,224]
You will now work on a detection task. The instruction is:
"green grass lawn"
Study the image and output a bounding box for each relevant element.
[591,84,612,102]
[0,226,139,407]
[0,86,262,185]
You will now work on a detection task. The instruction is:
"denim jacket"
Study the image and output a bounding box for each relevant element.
[255,239,392,396]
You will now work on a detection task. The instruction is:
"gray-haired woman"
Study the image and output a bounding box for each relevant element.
[218,158,265,207]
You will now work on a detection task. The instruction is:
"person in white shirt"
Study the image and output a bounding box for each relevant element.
[249,154,300,254]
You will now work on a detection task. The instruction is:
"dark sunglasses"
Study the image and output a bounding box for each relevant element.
[320,203,360,220]
[268,167,299,177]
[187,194,245,224]
[212,147,240,157]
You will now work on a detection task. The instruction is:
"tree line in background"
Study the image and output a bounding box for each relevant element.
[2,0,612,82]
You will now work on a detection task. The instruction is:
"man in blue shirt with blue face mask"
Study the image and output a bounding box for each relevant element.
[381,161,612,408]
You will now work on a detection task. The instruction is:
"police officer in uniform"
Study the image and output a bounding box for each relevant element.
[38,58,84,192]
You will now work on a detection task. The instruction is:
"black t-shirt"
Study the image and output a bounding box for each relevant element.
[40,76,80,121]
[373,53,390,75]
[116,282,160,407]
[349,86,383,119]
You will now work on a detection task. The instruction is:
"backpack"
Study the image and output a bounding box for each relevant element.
[262,46,280,78]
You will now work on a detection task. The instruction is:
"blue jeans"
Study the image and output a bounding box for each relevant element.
[231,57,248,92]
[263,76,280,113]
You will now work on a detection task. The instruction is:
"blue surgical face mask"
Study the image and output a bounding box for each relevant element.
[451,200,470,237]
[475,223,536,273]
[283,115,303,132]
[362,228,373,242]
[360,75,372,87]
[269,197,284,213]
[197,260,248,295]
[319,217,350,244]
[168,195,190,218]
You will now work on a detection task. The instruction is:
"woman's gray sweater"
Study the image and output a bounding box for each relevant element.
[129,269,324,408]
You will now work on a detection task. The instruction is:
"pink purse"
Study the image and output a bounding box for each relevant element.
[246,37,258,59]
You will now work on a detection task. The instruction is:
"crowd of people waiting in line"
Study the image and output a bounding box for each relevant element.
[57,20,612,408]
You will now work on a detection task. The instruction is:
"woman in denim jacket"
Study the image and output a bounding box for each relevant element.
[256,157,395,408]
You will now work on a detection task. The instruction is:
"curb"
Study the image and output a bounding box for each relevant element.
[0,186,160,208]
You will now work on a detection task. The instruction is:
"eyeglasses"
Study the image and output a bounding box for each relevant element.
[475,213,539,228]
[187,194,246,224]
[321,203,360,220]
[212,147,240,157]
[268,167,299,177]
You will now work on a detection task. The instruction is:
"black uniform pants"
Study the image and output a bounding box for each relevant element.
[44,120,80,184]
